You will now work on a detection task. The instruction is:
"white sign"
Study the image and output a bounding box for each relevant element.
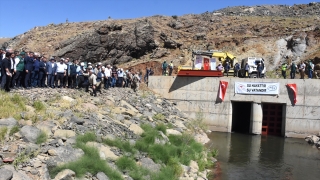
[210,58,216,70]
[235,82,280,95]
[195,55,202,69]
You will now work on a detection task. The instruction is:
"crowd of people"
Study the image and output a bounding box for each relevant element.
[282,61,315,79]
[0,49,152,96]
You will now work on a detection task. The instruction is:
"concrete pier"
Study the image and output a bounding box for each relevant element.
[250,103,263,135]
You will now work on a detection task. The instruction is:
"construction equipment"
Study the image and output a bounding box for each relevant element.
[192,50,237,73]
[177,50,236,77]
[240,57,266,78]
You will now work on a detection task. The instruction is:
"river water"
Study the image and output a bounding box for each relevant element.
[207,132,320,180]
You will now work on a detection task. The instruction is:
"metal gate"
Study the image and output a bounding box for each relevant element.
[262,104,283,136]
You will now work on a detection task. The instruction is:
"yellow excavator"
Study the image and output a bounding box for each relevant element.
[178,50,237,74]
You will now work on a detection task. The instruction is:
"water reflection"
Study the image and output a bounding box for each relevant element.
[207,132,320,180]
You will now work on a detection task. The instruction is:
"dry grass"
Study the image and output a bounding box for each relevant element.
[0,91,27,119]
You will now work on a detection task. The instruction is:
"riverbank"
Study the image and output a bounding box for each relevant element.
[0,86,216,180]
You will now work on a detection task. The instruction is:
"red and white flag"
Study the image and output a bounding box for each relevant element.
[219,81,228,101]
[287,83,297,104]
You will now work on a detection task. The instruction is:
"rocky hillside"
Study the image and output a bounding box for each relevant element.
[2,3,320,76]
[0,87,213,180]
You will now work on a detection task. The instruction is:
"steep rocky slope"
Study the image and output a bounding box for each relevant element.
[2,3,320,76]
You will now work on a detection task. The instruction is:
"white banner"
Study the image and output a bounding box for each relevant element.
[195,55,202,69]
[210,58,216,70]
[235,82,280,95]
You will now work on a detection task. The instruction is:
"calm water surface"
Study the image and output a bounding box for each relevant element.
[207,132,320,180]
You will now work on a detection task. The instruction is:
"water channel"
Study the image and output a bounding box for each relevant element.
[207,132,320,180]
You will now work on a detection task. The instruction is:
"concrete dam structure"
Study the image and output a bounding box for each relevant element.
[149,76,320,138]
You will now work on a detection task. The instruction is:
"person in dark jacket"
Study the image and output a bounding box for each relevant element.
[1,52,12,91]
[234,63,240,77]
[224,62,230,77]
[69,59,78,89]
[31,53,40,87]
[257,63,264,78]
[12,52,25,89]
[38,56,47,87]
[24,52,34,89]
[46,57,57,88]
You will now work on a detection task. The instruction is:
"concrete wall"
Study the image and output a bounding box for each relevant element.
[149,76,320,138]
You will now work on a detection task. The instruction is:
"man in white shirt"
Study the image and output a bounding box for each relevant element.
[117,68,124,87]
[104,65,111,89]
[55,58,67,88]
[299,62,306,79]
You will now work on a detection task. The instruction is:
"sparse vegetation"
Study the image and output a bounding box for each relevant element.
[13,150,39,169]
[186,111,207,133]
[33,100,46,111]
[103,138,136,154]
[0,91,26,119]
[9,126,20,136]
[153,113,165,121]
[49,124,216,179]
[0,127,8,142]
[49,133,123,179]
[36,130,48,144]
[172,15,178,19]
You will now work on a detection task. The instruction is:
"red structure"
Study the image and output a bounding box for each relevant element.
[262,104,283,136]
[177,70,223,77]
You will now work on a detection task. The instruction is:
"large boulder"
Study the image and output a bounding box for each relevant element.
[305,135,320,144]
[53,169,75,180]
[36,120,58,137]
[138,158,161,172]
[46,145,84,168]
[96,172,110,180]
[53,130,76,139]
[0,168,13,180]
[1,165,31,180]
[86,142,119,161]
[0,118,18,128]
[129,124,144,135]
[20,125,41,143]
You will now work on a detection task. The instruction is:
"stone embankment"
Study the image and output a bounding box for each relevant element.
[305,133,320,149]
[0,86,213,180]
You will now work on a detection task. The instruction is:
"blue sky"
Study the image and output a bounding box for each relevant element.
[0,0,313,37]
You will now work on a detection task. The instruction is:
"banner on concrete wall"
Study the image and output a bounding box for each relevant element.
[235,82,280,95]
[195,55,202,69]
[210,58,217,70]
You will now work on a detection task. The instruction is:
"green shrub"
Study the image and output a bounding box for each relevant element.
[33,100,45,111]
[9,126,20,136]
[76,132,96,145]
[36,131,48,144]
[167,157,183,176]
[152,113,165,121]
[156,123,166,134]
[0,127,8,141]
[115,156,137,171]
[49,133,123,179]
[103,138,136,154]
[50,145,123,179]
[150,166,176,180]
